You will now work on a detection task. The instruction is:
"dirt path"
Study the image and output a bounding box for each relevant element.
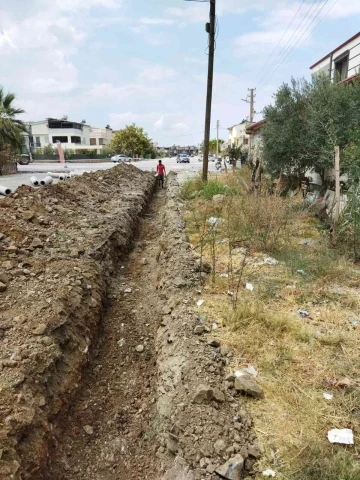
[47,190,166,480]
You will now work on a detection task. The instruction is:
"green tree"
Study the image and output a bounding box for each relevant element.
[200,138,225,154]
[226,144,242,166]
[109,124,154,157]
[42,144,56,155]
[262,75,360,183]
[0,87,27,150]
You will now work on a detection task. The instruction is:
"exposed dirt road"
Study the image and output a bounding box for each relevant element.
[47,191,167,480]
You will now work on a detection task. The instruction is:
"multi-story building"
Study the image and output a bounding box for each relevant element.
[28,119,112,154]
[155,145,198,156]
[227,120,250,148]
[310,32,360,84]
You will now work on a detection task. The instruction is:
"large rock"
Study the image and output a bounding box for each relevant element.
[234,374,264,399]
[195,258,212,274]
[193,384,214,404]
[213,194,225,205]
[215,454,244,480]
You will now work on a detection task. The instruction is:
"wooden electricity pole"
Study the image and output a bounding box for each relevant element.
[216,119,219,159]
[202,0,216,182]
[334,145,340,230]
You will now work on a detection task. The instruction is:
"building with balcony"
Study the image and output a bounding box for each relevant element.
[310,32,360,84]
[28,119,113,154]
[227,120,250,148]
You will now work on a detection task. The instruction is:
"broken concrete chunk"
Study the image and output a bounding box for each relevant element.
[207,337,221,348]
[173,277,187,288]
[33,323,47,336]
[194,325,205,335]
[166,434,179,455]
[215,454,244,480]
[213,389,225,403]
[193,384,214,404]
[83,425,93,435]
[214,439,226,455]
[234,374,264,399]
[195,258,212,274]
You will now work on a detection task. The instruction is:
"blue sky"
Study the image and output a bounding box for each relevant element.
[0,0,359,146]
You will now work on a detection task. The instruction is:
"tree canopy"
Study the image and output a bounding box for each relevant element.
[0,86,27,151]
[109,124,156,158]
[200,138,225,154]
[262,75,360,181]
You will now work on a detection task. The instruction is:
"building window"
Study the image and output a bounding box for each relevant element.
[99,138,105,145]
[71,136,81,144]
[334,51,349,81]
[90,138,97,145]
[243,138,249,145]
[35,136,41,147]
[52,136,68,143]
[44,136,49,144]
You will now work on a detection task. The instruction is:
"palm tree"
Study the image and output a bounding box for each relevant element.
[0,87,27,151]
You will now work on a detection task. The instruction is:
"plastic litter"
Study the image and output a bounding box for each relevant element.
[327,428,354,445]
[207,217,223,225]
[246,283,254,292]
[351,319,359,326]
[227,291,234,297]
[124,288,132,293]
[323,393,333,400]
[244,365,258,377]
[264,257,278,265]
[234,365,258,378]
[262,469,276,477]
[197,299,204,307]
[298,309,310,318]
[297,269,306,275]
[199,317,205,323]
[220,273,229,278]
[212,323,219,330]
[233,247,247,254]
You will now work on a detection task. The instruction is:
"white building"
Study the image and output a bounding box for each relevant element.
[227,120,250,148]
[29,119,112,154]
[310,32,360,83]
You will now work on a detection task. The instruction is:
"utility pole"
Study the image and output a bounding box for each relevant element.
[216,119,219,159]
[334,146,340,233]
[202,0,216,182]
[242,88,256,164]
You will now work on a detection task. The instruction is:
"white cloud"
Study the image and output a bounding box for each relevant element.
[138,65,176,82]
[139,17,174,26]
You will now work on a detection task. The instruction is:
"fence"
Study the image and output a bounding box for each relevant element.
[33,154,111,161]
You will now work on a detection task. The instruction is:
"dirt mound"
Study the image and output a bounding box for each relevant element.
[155,174,260,480]
[0,165,154,479]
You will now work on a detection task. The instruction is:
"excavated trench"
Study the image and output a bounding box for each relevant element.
[0,167,260,480]
[46,190,166,480]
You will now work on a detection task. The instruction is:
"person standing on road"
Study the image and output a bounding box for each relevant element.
[156,160,166,188]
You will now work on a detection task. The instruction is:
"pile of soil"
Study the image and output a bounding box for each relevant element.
[0,165,154,478]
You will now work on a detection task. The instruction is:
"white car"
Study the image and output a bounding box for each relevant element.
[111,154,132,163]
[176,154,190,164]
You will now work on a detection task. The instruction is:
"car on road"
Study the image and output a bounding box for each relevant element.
[208,154,216,162]
[111,154,132,163]
[176,154,190,164]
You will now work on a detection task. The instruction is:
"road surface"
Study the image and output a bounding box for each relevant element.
[0,158,218,196]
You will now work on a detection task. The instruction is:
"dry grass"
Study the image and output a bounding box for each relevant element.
[184,170,360,479]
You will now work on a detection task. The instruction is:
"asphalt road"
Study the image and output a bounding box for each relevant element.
[0,157,218,196]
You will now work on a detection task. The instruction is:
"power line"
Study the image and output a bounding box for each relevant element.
[258,0,331,90]
[257,0,306,78]
[256,0,319,87]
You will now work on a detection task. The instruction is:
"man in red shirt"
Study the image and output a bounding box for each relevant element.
[156,160,166,188]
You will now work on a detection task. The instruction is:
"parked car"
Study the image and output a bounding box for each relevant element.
[176,154,190,163]
[111,154,132,163]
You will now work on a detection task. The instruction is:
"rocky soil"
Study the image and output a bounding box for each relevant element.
[0,165,154,478]
[0,167,261,480]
